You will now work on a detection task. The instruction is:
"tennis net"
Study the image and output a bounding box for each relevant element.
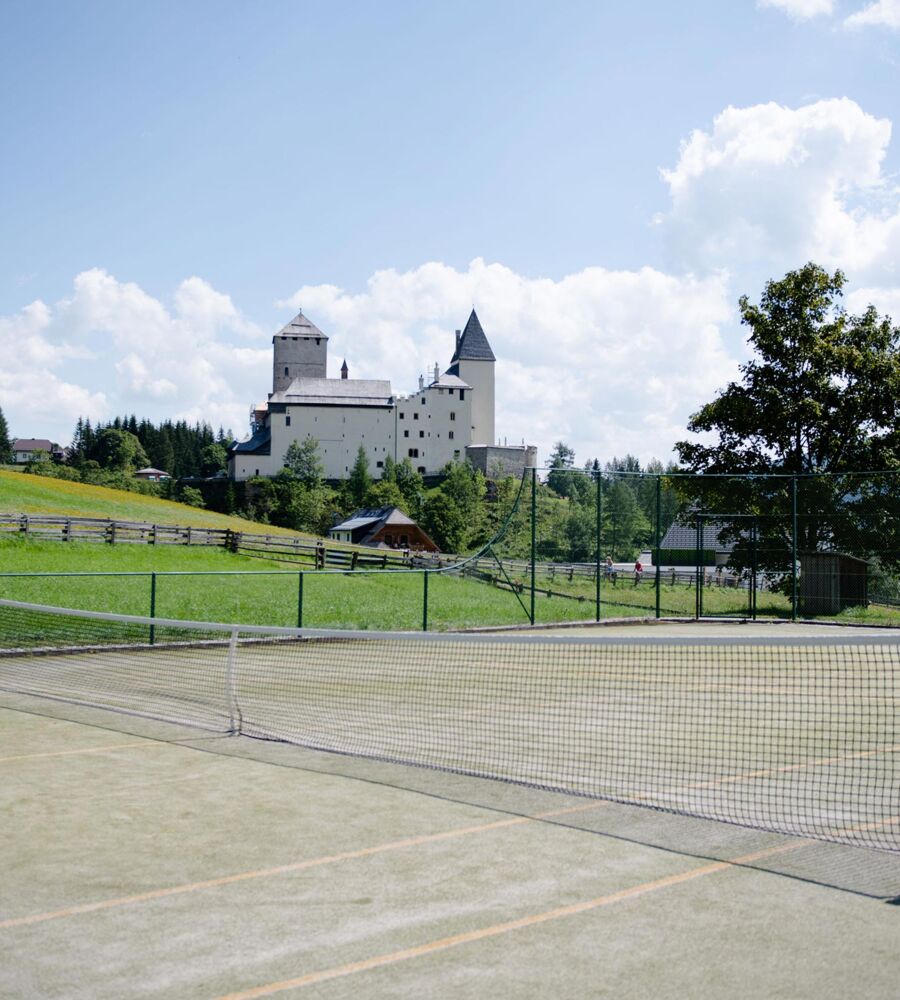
[1,598,898,852]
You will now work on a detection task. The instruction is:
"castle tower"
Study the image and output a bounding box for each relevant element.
[448,309,495,446]
[272,311,328,392]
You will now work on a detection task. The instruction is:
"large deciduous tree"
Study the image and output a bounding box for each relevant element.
[675,263,900,573]
[676,263,900,476]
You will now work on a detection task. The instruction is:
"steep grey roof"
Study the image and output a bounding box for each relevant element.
[450,309,495,363]
[271,377,393,407]
[274,310,328,341]
[660,520,738,551]
[12,438,55,451]
[230,427,271,455]
[430,372,470,389]
[330,506,416,533]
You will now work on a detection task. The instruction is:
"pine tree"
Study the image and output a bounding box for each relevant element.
[348,446,373,507]
[0,405,12,464]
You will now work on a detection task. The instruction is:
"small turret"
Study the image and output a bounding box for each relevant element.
[341,360,349,380]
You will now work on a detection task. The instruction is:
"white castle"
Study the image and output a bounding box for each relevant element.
[228,309,536,482]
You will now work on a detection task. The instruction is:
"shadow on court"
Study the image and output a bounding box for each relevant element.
[2,691,899,1000]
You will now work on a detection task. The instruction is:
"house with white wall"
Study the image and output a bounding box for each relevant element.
[228,309,535,482]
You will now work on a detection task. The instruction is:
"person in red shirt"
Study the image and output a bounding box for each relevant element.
[633,559,643,586]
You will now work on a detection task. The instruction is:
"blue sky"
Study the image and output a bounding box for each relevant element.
[2,0,899,464]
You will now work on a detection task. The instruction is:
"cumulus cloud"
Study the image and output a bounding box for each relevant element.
[281,259,737,464]
[845,0,900,28]
[659,98,900,288]
[0,270,268,446]
[7,95,900,466]
[758,0,835,20]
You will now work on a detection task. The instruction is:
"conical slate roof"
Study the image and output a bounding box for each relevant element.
[275,310,328,340]
[451,309,495,362]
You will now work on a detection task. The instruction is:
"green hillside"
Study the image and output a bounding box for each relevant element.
[0,470,307,537]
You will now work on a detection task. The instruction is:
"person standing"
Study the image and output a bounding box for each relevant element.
[633,558,643,586]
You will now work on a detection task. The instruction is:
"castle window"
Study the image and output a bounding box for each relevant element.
[448,430,454,440]
[419,430,424,438]
[449,389,454,396]
[450,412,455,421]
[421,397,426,405]
[408,448,418,458]
[285,415,291,427]
[399,412,405,419]
[414,413,419,420]
[316,338,320,345]
[417,467,426,474]
[404,429,409,438]
[460,390,465,401]
[376,461,384,469]
[284,367,289,376]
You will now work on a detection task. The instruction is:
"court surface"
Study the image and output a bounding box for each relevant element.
[3,682,900,1000]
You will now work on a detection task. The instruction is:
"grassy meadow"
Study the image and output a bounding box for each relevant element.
[1,473,894,629]
[0,470,306,536]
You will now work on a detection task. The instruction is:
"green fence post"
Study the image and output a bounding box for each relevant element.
[530,467,537,626]
[149,572,156,646]
[654,475,661,620]
[297,571,304,628]
[595,467,602,623]
[422,570,429,632]
[695,514,702,620]
[751,518,758,621]
[791,475,798,620]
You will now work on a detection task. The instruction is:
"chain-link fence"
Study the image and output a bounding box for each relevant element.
[3,467,900,629]
[476,467,900,626]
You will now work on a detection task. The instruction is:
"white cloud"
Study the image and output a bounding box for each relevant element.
[659,99,900,287]
[845,0,900,28]
[758,0,835,20]
[0,270,269,446]
[281,259,737,465]
[7,96,900,467]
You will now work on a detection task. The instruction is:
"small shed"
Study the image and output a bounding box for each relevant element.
[133,467,171,482]
[799,551,869,616]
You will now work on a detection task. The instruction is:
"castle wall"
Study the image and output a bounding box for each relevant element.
[454,358,495,446]
[272,334,328,391]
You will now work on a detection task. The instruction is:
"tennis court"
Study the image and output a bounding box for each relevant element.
[2,601,900,998]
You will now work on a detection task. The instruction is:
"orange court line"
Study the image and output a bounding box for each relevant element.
[0,741,157,763]
[0,801,602,931]
[212,841,807,1000]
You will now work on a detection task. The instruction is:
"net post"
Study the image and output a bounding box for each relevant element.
[595,465,602,623]
[654,474,661,620]
[226,628,240,735]
[297,571,304,628]
[791,475,798,621]
[422,570,429,632]
[530,466,537,626]
[149,572,156,646]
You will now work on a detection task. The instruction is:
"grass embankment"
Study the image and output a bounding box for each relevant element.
[0,470,306,536]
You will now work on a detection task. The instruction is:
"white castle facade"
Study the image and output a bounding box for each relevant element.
[228,309,536,482]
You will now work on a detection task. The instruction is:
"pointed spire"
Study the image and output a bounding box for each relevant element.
[450,309,495,362]
[341,359,349,380]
